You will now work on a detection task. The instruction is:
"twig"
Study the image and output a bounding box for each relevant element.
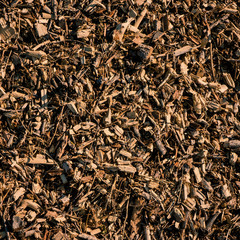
[48,105,65,147]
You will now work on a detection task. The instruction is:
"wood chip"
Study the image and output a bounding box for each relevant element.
[174,45,193,57]
[20,154,55,165]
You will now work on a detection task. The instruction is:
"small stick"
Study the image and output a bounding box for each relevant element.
[48,105,65,147]
[144,225,151,240]
[134,8,148,29]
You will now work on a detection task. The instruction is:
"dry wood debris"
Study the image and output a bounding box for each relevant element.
[0,0,240,239]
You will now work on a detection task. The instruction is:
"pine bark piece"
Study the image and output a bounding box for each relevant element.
[113,17,134,42]
[35,23,48,37]
[136,44,153,61]
[77,28,92,39]
[0,18,15,41]
[20,199,41,212]
[25,210,37,222]
[222,184,231,199]
[12,216,23,231]
[135,0,145,5]
[129,8,137,18]
[13,187,26,201]
[103,128,114,137]
[229,152,238,165]
[152,31,165,42]
[52,231,66,240]
[227,140,240,149]
[172,207,184,222]
[32,183,42,194]
[205,211,221,232]
[0,232,7,239]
